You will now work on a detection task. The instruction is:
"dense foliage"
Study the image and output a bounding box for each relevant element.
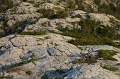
[97,50,118,61]
[0,0,13,13]
[57,19,118,46]
[102,65,118,71]
[37,8,69,19]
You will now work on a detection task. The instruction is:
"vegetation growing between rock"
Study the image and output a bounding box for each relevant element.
[73,58,98,64]
[0,0,13,13]
[102,65,118,71]
[37,8,69,19]
[20,31,46,35]
[7,54,39,69]
[97,50,118,61]
[57,19,117,46]
[26,70,33,75]
[0,75,13,79]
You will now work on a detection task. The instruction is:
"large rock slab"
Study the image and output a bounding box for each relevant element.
[65,64,120,79]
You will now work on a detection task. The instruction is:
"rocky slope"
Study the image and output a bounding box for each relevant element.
[0,0,120,79]
[0,34,120,79]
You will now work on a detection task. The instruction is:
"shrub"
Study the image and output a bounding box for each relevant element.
[72,59,85,64]
[102,65,118,71]
[55,69,66,74]
[54,43,60,46]
[72,52,98,64]
[44,36,51,39]
[94,0,101,6]
[56,27,81,38]
[2,21,23,36]
[20,31,46,35]
[101,37,116,46]
[69,36,116,46]
[97,50,118,61]
[56,19,117,46]
[37,8,69,19]
[116,63,120,65]
[26,70,33,75]
[8,60,28,69]
[72,57,97,64]
[11,21,23,33]
[0,75,13,79]
[0,0,13,13]
[7,54,39,69]
[37,38,44,41]
[41,75,48,79]
[28,53,39,62]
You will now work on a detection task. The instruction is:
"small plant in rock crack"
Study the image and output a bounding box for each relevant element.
[7,54,39,69]
[20,31,46,35]
[97,50,118,61]
[55,69,66,74]
[72,53,98,64]
[29,53,39,62]
[54,43,60,46]
[26,70,33,75]
[116,63,120,65]
[41,75,48,79]
[0,72,13,79]
[102,65,118,71]
[44,36,51,39]
[7,60,28,69]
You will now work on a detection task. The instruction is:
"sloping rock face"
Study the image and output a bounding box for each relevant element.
[0,34,120,79]
[0,0,120,79]
[0,34,78,79]
[24,17,81,32]
[16,2,37,14]
[65,64,119,79]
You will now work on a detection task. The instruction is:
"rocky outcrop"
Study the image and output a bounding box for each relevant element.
[24,17,81,32]
[0,0,120,79]
[0,34,120,79]
[65,64,119,79]
[16,2,37,14]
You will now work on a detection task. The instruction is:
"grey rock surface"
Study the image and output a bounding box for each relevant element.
[65,64,120,79]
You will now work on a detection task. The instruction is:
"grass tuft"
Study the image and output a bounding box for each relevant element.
[26,70,33,75]
[20,31,46,35]
[97,50,118,61]
[102,65,118,71]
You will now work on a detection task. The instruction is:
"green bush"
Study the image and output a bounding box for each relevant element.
[72,57,97,64]
[97,50,118,61]
[102,65,118,71]
[8,60,28,69]
[37,8,69,19]
[26,70,33,75]
[44,36,51,39]
[72,59,85,64]
[41,75,48,79]
[116,63,120,65]
[0,0,13,13]
[28,53,39,62]
[0,75,13,79]
[54,43,60,46]
[94,0,101,6]
[11,21,23,33]
[56,27,82,38]
[56,19,117,46]
[2,21,23,36]
[69,37,116,46]
[20,31,46,35]
[74,0,84,10]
